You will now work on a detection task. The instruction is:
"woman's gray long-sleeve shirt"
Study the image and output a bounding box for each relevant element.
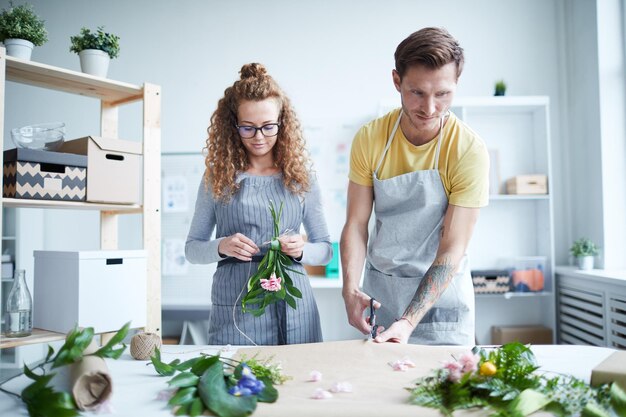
[185,172,332,266]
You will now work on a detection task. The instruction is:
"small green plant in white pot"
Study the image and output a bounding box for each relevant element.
[570,237,599,270]
[70,26,120,78]
[0,2,48,60]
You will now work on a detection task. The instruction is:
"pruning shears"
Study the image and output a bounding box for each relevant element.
[368,297,379,340]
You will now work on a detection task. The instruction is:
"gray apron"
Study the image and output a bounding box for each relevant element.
[363,112,474,345]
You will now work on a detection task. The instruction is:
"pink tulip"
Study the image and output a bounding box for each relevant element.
[260,273,282,292]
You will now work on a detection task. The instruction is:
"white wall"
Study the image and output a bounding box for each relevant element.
[7,0,615,339]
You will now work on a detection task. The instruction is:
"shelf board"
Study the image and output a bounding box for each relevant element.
[5,55,143,105]
[2,198,142,213]
[489,194,549,201]
[0,328,65,349]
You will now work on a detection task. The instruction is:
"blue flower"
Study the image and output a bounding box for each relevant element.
[228,363,265,396]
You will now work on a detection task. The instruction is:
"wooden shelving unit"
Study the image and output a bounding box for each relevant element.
[0,50,162,350]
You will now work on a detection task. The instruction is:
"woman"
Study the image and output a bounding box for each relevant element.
[185,63,332,345]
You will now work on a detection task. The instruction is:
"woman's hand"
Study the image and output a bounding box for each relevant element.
[278,234,305,259]
[218,233,259,261]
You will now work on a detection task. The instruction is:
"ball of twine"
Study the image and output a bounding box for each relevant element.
[130,332,162,360]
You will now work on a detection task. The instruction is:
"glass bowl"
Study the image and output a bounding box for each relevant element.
[11,122,66,151]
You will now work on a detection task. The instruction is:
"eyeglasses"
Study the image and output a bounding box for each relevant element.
[235,123,280,139]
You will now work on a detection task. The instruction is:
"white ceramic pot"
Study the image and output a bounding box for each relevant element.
[78,49,110,77]
[576,255,594,270]
[4,39,34,60]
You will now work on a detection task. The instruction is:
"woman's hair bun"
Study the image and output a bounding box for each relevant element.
[240,63,267,79]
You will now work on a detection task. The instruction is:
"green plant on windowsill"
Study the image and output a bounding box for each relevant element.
[570,237,599,257]
[0,2,48,46]
[69,26,120,59]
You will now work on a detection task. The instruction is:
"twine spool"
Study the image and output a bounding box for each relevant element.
[130,332,162,360]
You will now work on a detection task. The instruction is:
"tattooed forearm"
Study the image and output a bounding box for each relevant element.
[403,256,456,320]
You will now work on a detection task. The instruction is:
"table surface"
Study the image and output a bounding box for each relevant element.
[0,340,616,417]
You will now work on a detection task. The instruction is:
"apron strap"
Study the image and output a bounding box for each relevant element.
[374,112,402,177]
[433,112,446,170]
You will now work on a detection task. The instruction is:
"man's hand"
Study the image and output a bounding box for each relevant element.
[374,317,414,344]
[218,233,259,261]
[278,234,304,259]
[343,289,381,335]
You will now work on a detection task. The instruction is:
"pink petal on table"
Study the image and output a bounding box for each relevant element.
[311,388,333,399]
[330,382,353,393]
[308,370,323,382]
[94,399,115,414]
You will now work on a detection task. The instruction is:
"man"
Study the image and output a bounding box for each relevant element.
[340,27,489,345]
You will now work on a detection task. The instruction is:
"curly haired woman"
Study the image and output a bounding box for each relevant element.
[185,63,332,345]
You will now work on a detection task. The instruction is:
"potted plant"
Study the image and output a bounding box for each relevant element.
[0,2,48,60]
[494,79,507,96]
[570,237,599,270]
[69,26,120,77]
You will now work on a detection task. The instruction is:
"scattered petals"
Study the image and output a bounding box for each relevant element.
[389,357,416,372]
[311,388,333,399]
[156,388,176,401]
[94,399,115,414]
[308,370,323,382]
[330,382,353,393]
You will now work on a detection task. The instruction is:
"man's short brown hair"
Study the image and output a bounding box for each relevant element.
[394,27,464,79]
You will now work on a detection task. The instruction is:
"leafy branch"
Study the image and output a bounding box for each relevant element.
[241,201,303,317]
[0,322,130,417]
[150,348,284,417]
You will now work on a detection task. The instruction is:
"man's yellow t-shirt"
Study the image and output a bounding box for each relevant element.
[349,108,489,208]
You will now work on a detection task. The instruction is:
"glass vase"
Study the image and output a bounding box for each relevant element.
[4,269,33,337]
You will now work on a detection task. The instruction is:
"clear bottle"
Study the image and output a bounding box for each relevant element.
[5,269,32,337]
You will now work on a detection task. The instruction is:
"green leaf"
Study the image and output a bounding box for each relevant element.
[582,400,611,417]
[52,326,95,368]
[286,282,302,299]
[94,321,130,358]
[45,345,55,363]
[168,372,200,388]
[284,293,297,309]
[198,361,257,417]
[168,386,197,406]
[256,377,279,403]
[610,382,626,416]
[191,355,221,377]
[150,348,177,376]
[507,389,552,416]
[175,356,204,372]
[189,397,205,417]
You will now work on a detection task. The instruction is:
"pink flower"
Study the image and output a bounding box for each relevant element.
[308,370,323,382]
[260,273,282,292]
[443,360,463,382]
[459,352,479,373]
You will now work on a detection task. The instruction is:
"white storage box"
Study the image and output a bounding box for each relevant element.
[33,250,147,334]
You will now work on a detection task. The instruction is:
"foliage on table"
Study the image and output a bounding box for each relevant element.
[241,201,303,317]
[409,342,626,417]
[150,349,287,417]
[0,322,130,417]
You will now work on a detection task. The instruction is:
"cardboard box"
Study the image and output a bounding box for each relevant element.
[591,351,626,389]
[33,250,147,333]
[506,174,548,195]
[491,325,553,345]
[59,136,142,204]
[3,148,87,201]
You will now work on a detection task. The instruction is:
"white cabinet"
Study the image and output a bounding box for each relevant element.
[451,96,555,344]
[0,49,162,356]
